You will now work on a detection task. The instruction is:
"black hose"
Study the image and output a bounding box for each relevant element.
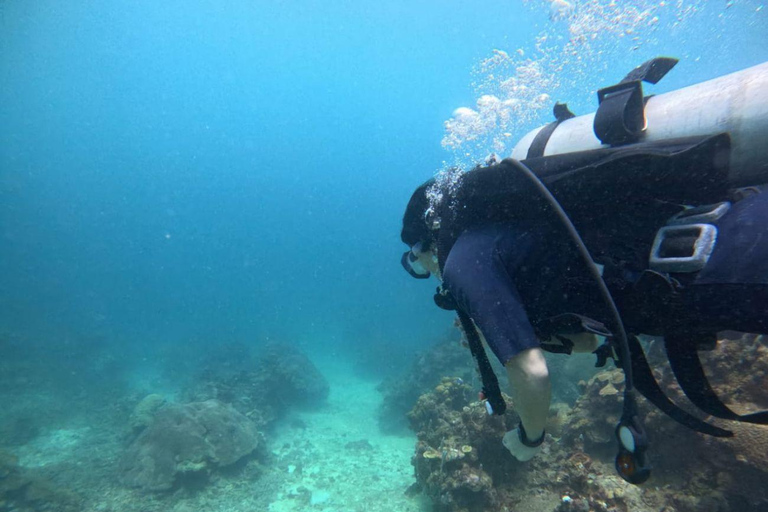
[508,159,635,393]
[456,310,507,415]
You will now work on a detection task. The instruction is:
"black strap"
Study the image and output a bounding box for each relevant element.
[594,81,645,146]
[536,312,612,339]
[433,286,458,310]
[455,310,506,415]
[628,335,732,437]
[665,331,768,425]
[540,336,574,355]
[433,289,506,415]
[526,102,575,159]
[519,423,545,447]
[594,57,678,146]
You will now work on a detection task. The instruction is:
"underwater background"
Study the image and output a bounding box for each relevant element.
[1,1,768,511]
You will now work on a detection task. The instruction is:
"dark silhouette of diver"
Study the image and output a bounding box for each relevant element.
[400,57,768,484]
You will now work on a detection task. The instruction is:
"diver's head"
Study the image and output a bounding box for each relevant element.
[401,179,439,279]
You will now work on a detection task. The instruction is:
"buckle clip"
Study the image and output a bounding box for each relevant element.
[649,224,717,273]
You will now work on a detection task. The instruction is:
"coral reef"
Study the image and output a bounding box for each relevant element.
[119,399,261,491]
[188,341,329,430]
[257,341,330,407]
[0,450,81,512]
[408,334,768,512]
[408,377,520,512]
[377,337,478,434]
[0,417,41,446]
[129,393,166,432]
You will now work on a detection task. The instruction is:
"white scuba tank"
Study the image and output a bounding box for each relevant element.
[512,61,768,188]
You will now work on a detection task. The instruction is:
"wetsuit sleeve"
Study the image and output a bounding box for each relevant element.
[442,229,540,365]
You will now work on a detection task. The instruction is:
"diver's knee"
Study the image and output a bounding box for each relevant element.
[506,348,550,383]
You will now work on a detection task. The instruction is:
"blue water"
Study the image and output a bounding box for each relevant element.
[2,1,766,359]
[1,1,767,508]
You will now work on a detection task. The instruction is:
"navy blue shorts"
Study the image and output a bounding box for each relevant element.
[442,224,545,364]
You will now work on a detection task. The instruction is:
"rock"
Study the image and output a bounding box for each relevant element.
[344,439,373,451]
[257,342,329,407]
[408,377,516,512]
[129,393,166,431]
[119,400,260,491]
[186,342,329,430]
[378,337,476,434]
[406,333,768,512]
[0,449,81,511]
[557,333,768,511]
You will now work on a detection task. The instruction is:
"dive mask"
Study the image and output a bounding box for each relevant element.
[401,242,431,279]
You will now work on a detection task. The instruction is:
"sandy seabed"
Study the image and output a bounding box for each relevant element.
[3,356,431,512]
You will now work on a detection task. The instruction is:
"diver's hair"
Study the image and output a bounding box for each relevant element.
[401,178,436,247]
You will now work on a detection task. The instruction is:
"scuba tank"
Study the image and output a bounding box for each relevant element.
[512,60,768,188]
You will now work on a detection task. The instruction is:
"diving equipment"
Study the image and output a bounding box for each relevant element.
[401,56,768,487]
[401,242,432,279]
[513,60,768,188]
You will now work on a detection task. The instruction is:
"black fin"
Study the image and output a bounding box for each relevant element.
[629,335,732,437]
[665,332,768,425]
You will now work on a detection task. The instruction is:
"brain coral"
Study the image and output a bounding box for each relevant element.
[119,399,260,491]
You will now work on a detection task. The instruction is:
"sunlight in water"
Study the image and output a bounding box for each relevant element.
[441,0,707,166]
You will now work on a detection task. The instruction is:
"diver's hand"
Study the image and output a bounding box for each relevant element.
[502,427,543,462]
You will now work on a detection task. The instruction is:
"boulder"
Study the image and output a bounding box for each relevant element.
[119,400,260,491]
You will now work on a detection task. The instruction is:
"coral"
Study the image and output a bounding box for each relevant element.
[129,393,166,432]
[408,377,521,512]
[0,416,41,445]
[562,368,624,452]
[256,341,330,407]
[379,325,596,435]
[119,399,261,491]
[187,342,329,431]
[0,450,17,478]
[408,334,768,512]
[547,402,572,438]
[556,333,768,511]
[0,449,81,511]
[378,337,478,434]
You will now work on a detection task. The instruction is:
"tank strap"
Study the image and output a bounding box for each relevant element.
[591,334,731,436]
[540,336,574,355]
[526,103,576,159]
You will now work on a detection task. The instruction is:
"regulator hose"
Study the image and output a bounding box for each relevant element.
[507,159,649,484]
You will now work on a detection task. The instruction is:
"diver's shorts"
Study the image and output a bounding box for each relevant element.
[442,225,543,364]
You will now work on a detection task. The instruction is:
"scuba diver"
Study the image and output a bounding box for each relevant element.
[400,57,768,484]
